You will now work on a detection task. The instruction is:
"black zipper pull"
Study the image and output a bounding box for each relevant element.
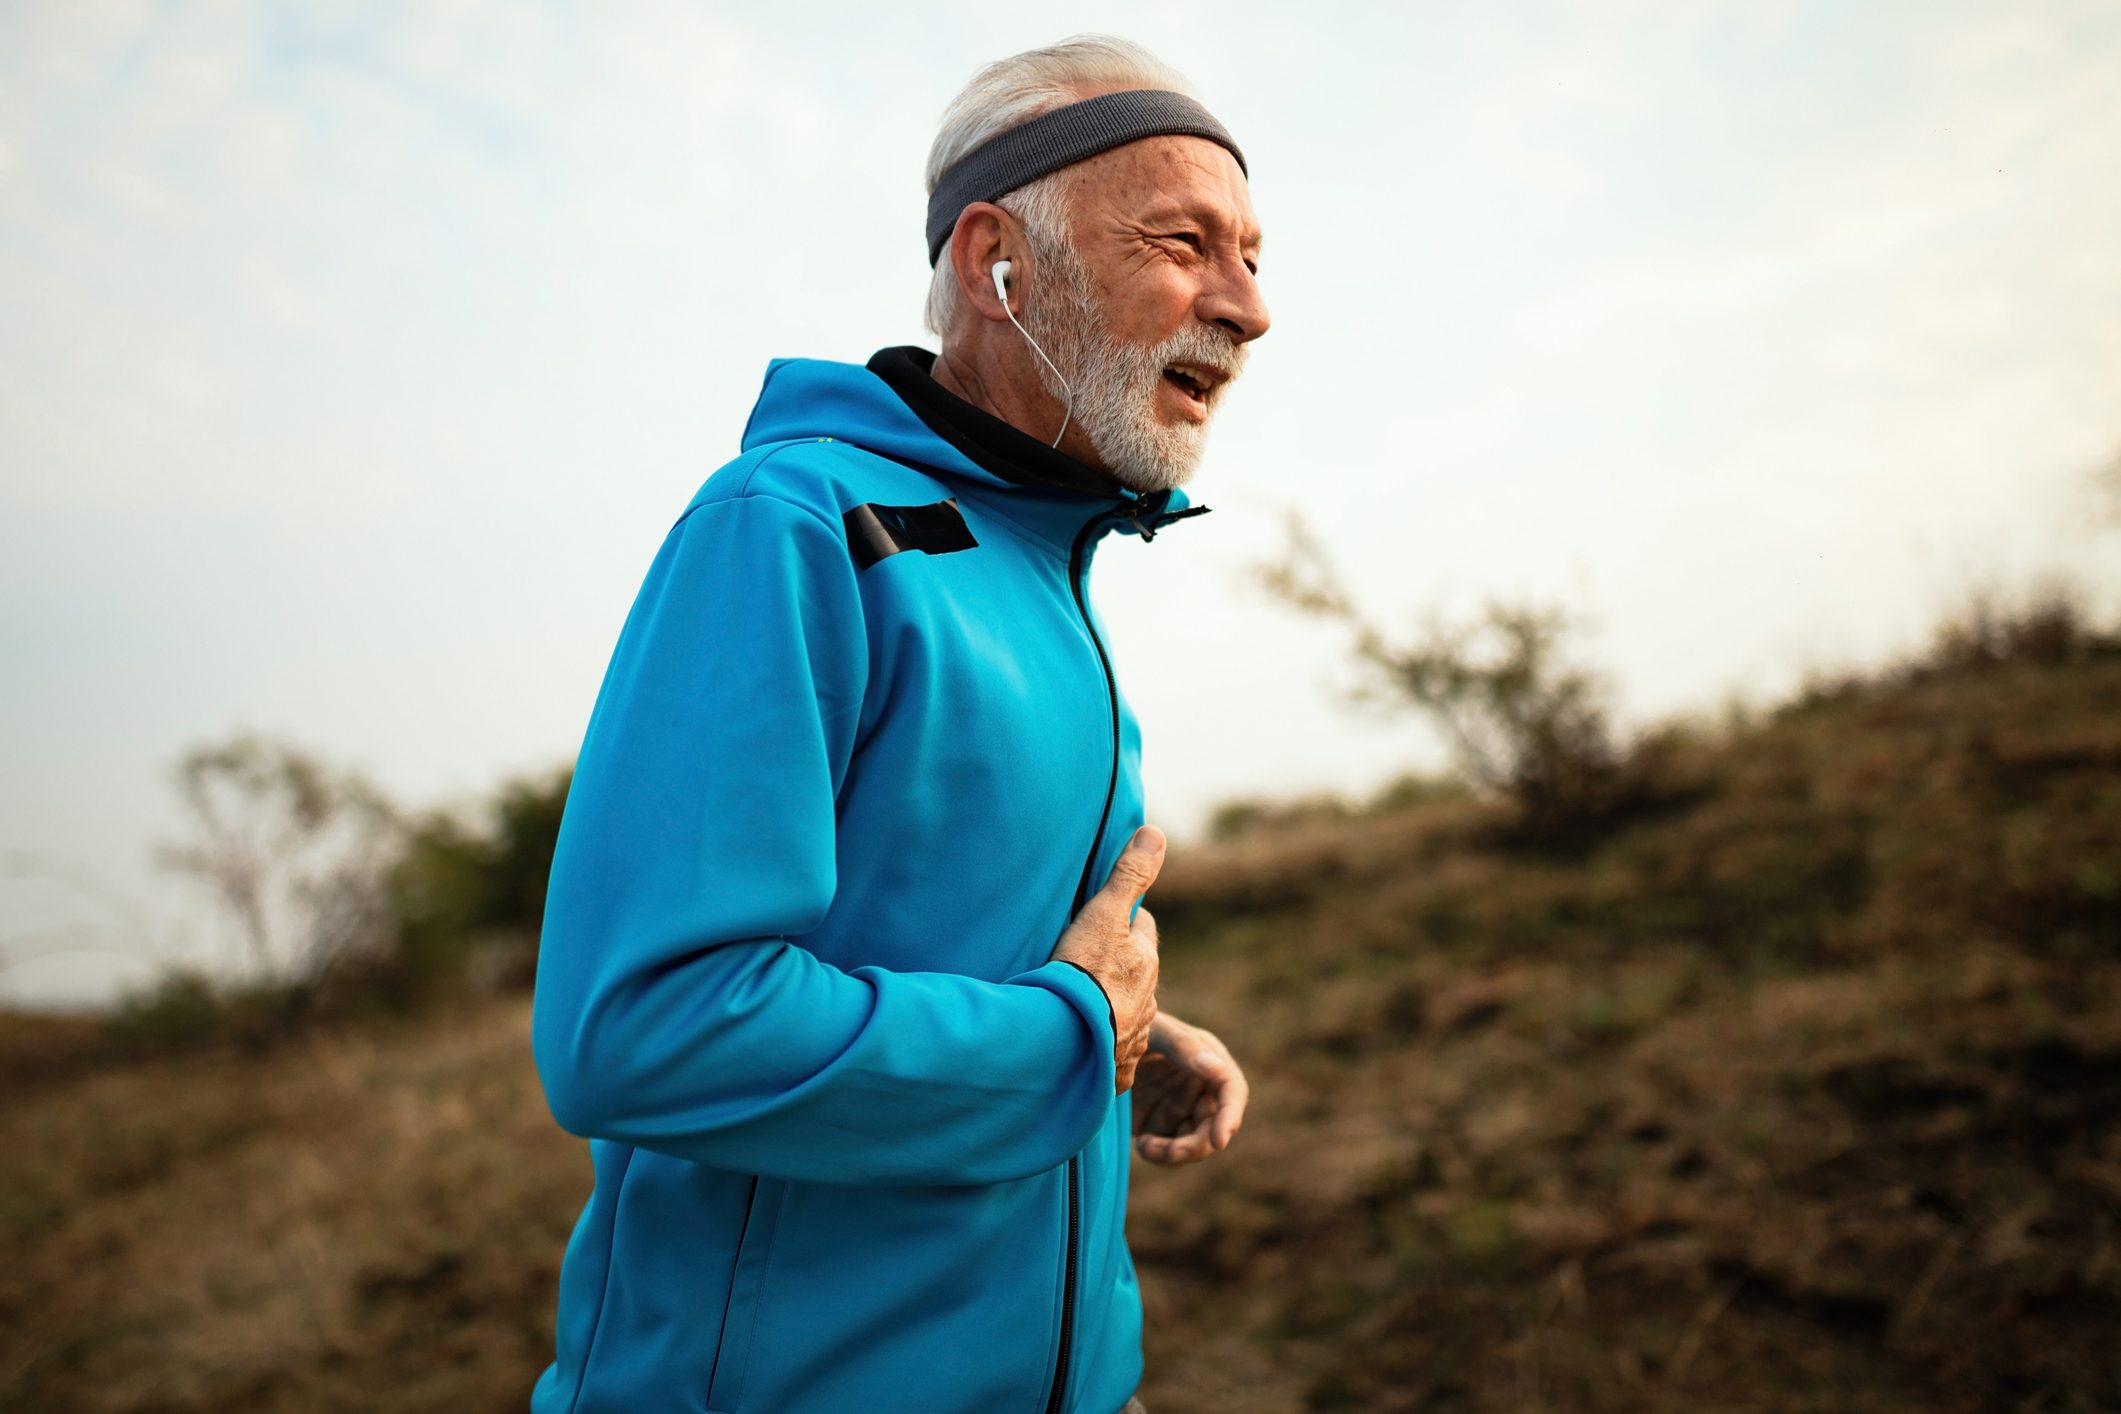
[1125,488,1218,542]
[1126,488,1174,542]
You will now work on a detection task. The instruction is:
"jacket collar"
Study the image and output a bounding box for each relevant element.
[738,351,1212,559]
[864,345,1122,497]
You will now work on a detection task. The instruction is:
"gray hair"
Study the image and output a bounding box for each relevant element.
[922,36,1196,338]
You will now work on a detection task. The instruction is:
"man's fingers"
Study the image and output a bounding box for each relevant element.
[1137,1088,1218,1166]
[1129,1019,1247,1166]
[1137,1132,1192,1164]
[1142,1079,1195,1137]
[1136,1121,1212,1166]
[1098,824,1166,911]
[1210,1052,1249,1149]
[1164,1026,1245,1151]
[1171,1053,1245,1154]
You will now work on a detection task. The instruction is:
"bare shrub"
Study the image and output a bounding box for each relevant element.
[156,734,403,987]
[1256,511,1628,840]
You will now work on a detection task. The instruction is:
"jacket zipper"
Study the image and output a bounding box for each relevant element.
[1047,1153,1083,1414]
[1045,498,1136,1414]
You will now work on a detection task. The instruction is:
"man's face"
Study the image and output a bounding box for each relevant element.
[1020,134,1270,493]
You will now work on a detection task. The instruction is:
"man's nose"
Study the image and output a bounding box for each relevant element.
[1198,256,1271,345]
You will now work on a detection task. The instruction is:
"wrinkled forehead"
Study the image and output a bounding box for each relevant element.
[1065,135,1263,246]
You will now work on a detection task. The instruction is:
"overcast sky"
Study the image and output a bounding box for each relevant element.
[4,1,2118,1007]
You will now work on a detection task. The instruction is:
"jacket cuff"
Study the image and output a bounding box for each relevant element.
[1034,958,1119,1053]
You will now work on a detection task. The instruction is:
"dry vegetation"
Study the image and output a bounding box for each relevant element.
[1134,647,2121,1412]
[4,647,2120,1412]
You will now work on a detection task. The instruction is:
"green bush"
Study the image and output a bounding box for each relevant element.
[105,969,226,1054]
[385,765,569,998]
[109,746,572,1052]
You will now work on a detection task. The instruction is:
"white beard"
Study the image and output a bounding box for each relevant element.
[1022,241,1247,494]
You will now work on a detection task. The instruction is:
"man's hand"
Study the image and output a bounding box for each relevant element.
[1131,1011,1248,1166]
[1051,824,1164,1093]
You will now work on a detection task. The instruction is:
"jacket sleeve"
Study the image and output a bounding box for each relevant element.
[530,486,1118,1187]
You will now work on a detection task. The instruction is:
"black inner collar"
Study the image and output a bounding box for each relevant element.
[866,345,1126,498]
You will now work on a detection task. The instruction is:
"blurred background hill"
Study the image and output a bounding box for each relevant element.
[4,589,2117,1413]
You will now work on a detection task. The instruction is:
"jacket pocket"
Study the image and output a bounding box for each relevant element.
[723,1166,1066,1414]
[705,1175,785,1414]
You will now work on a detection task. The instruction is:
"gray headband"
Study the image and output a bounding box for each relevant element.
[925,88,1247,266]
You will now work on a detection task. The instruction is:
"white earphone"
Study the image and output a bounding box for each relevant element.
[989,259,1073,450]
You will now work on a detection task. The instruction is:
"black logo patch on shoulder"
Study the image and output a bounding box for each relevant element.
[843,498,979,571]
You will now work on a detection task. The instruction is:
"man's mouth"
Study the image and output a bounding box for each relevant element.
[1160,363,1228,408]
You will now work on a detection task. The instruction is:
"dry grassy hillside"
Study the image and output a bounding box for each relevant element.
[3,651,2118,1413]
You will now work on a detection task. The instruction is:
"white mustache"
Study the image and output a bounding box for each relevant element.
[1149,326,1246,387]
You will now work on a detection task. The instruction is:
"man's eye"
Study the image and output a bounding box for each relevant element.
[1161,232,1203,251]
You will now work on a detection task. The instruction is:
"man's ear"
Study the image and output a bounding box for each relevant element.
[948,202,1023,322]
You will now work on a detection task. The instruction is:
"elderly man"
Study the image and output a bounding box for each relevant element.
[529,34,1268,1414]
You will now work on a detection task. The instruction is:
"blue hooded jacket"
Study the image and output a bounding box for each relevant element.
[529,350,1211,1414]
